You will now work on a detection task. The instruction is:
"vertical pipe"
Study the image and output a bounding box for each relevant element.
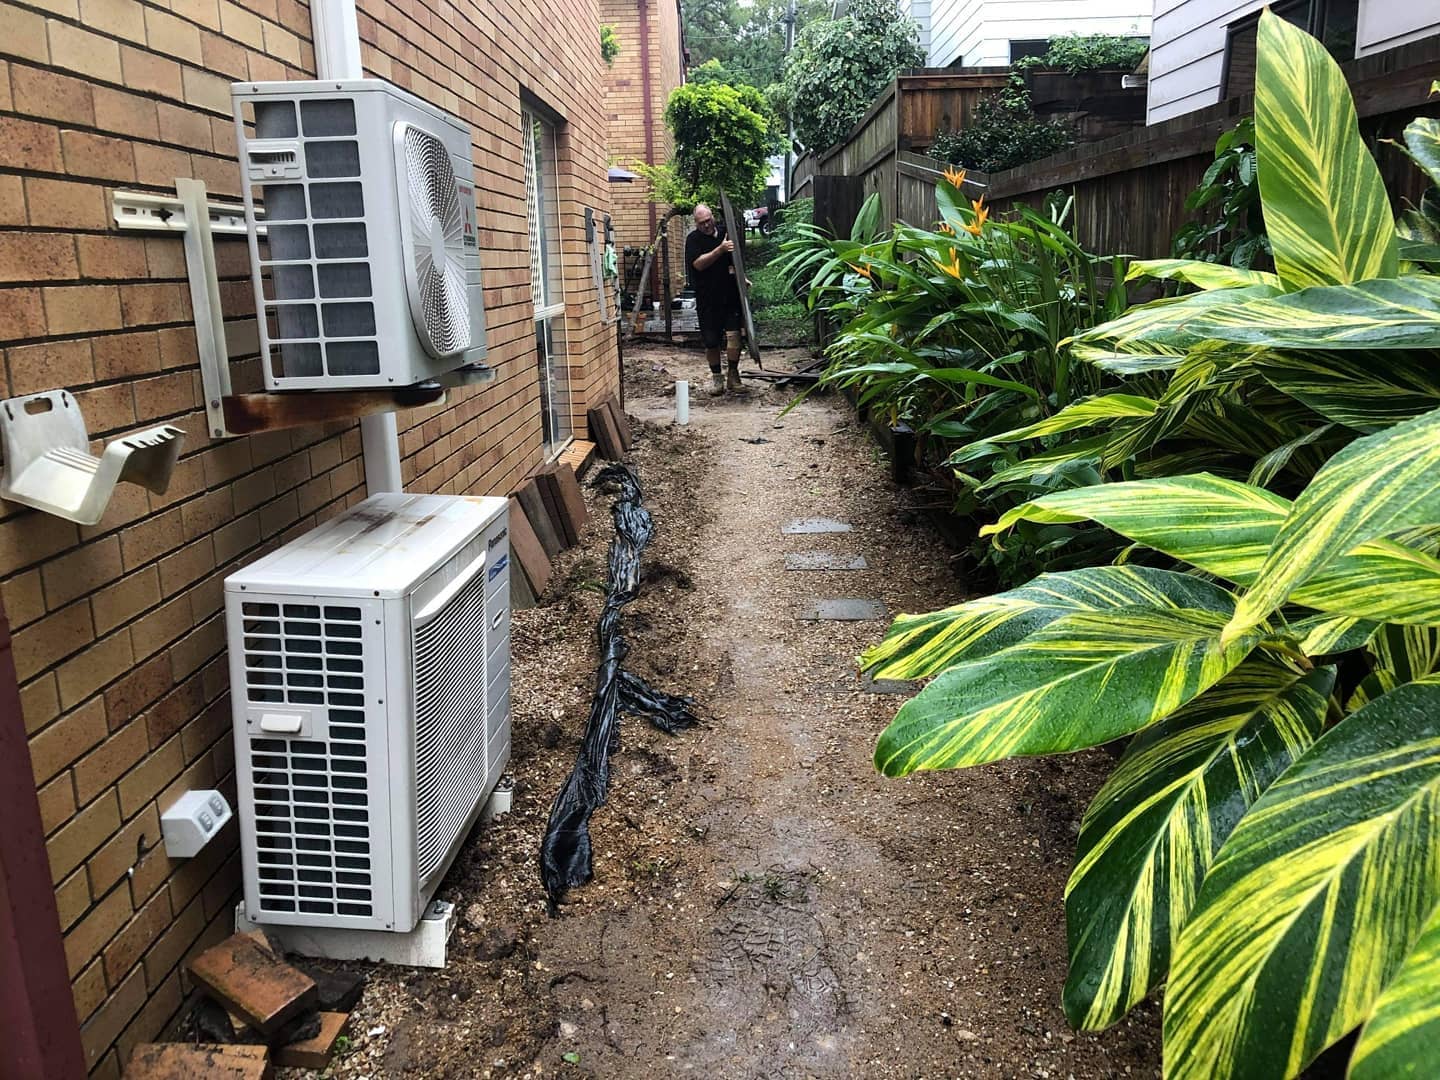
[311,0,404,494]
[639,0,658,302]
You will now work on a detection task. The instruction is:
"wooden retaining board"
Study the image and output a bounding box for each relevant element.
[719,189,761,363]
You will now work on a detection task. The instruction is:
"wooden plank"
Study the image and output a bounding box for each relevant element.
[188,935,316,1036]
[273,1013,349,1071]
[220,385,446,437]
[512,479,561,558]
[558,439,597,479]
[604,396,632,451]
[535,467,576,548]
[586,405,621,460]
[506,495,551,597]
[718,190,761,363]
[125,1043,271,1079]
[549,463,590,541]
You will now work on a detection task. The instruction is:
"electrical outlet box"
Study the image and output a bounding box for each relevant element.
[161,790,233,858]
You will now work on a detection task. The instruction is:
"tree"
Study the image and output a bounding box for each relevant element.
[780,0,925,151]
[645,81,779,209]
[683,0,828,92]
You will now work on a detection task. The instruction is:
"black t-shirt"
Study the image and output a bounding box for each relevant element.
[686,225,739,307]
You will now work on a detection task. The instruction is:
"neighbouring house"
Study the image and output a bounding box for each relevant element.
[1147,0,1440,122]
[898,0,1152,68]
[0,0,623,1074]
[601,0,686,303]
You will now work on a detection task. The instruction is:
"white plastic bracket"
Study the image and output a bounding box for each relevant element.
[0,390,185,525]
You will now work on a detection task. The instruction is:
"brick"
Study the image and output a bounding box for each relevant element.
[187,934,315,1034]
[12,598,93,684]
[275,1012,350,1070]
[144,237,187,279]
[0,287,46,342]
[261,21,301,64]
[200,30,248,79]
[130,594,192,661]
[55,868,91,929]
[0,232,78,282]
[168,613,223,682]
[72,382,137,433]
[170,0,220,28]
[142,892,204,989]
[41,535,124,609]
[76,236,149,282]
[121,504,185,567]
[0,115,63,172]
[25,177,108,230]
[20,674,60,735]
[38,772,78,833]
[93,331,162,380]
[158,537,214,597]
[9,64,94,125]
[102,884,172,987]
[114,970,183,1068]
[218,0,263,48]
[0,3,50,62]
[79,0,147,44]
[144,674,205,746]
[43,284,123,334]
[72,721,149,806]
[182,65,231,113]
[1,568,45,628]
[126,842,172,907]
[118,733,184,818]
[25,0,76,15]
[47,19,123,82]
[79,962,145,1070]
[91,87,160,141]
[0,175,23,226]
[132,369,196,418]
[179,697,229,764]
[104,652,171,732]
[125,1043,269,1079]
[73,959,107,1021]
[119,45,183,100]
[57,628,134,709]
[60,130,136,182]
[144,8,203,64]
[91,566,162,635]
[88,803,161,898]
[47,788,120,885]
[157,102,212,151]
[7,338,93,395]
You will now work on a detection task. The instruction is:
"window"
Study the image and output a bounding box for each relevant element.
[1223,0,1359,99]
[1009,39,1050,63]
[522,105,571,454]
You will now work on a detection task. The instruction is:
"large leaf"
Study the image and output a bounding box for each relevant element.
[1067,285,1282,355]
[874,606,1261,776]
[948,394,1158,462]
[1252,350,1440,432]
[860,565,1239,680]
[1126,258,1281,291]
[1228,406,1440,639]
[1348,625,1440,711]
[1349,900,1440,1080]
[1064,661,1332,1032]
[1178,277,1440,352]
[1400,115,1440,190]
[1254,10,1397,289]
[1164,676,1440,1080]
[984,474,1440,626]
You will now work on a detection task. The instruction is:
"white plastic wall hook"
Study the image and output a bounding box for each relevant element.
[0,390,186,525]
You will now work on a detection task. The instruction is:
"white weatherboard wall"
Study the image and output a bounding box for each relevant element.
[1147,0,1440,124]
[926,0,1152,68]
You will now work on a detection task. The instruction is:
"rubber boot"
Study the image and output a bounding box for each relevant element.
[709,370,725,396]
[726,363,743,391]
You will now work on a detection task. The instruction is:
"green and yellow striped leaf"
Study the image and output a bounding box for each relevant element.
[1247,423,1339,488]
[947,395,1158,464]
[1348,625,1440,711]
[1252,350,1440,433]
[1064,660,1332,1032]
[1126,258,1281,291]
[1401,116,1440,190]
[1255,10,1398,289]
[1176,277,1440,352]
[1227,405,1440,640]
[860,566,1238,681]
[984,474,1440,626]
[1348,900,1440,1080]
[1067,285,1281,356]
[874,606,1261,776]
[1289,614,1377,656]
[1163,676,1440,1080]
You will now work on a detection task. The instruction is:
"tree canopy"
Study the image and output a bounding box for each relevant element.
[645,80,780,209]
[683,0,828,92]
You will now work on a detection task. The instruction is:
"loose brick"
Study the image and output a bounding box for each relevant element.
[25,177,108,230]
[7,338,94,395]
[91,566,162,635]
[275,1012,350,1070]
[125,1043,269,1080]
[144,8,203,63]
[102,884,172,987]
[9,64,94,125]
[72,720,149,806]
[187,934,316,1035]
[41,535,124,609]
[79,962,145,1070]
[47,788,120,885]
[47,19,123,82]
[12,598,93,684]
[91,87,160,141]
[87,803,161,898]
[57,628,134,709]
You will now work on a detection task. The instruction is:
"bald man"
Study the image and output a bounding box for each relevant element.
[685,203,745,395]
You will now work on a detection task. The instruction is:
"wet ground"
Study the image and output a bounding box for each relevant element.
[320,343,1163,1079]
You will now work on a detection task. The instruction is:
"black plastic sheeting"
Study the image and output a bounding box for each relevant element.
[539,464,703,912]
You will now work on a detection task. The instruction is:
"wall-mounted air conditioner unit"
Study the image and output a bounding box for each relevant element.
[233,79,487,391]
[225,494,511,934]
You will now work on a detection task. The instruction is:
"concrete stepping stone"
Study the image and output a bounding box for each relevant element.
[785,552,868,571]
[797,599,887,621]
[782,517,852,534]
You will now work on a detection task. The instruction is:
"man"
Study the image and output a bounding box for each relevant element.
[685,203,745,395]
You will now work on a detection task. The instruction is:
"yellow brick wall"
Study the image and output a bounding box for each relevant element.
[0,0,620,1071]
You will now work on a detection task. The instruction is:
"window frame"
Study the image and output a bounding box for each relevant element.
[521,103,573,458]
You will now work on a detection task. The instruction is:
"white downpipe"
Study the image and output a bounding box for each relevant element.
[310,0,404,494]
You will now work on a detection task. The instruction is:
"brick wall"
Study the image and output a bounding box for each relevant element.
[602,0,685,298]
[0,0,620,1072]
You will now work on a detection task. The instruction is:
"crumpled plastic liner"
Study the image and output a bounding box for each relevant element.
[539,463,703,912]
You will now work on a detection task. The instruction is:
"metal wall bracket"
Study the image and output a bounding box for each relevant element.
[0,391,185,525]
[109,180,475,440]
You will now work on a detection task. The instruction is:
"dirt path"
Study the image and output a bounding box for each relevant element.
[326,344,1162,1079]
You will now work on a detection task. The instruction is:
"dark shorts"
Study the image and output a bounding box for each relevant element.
[697,296,742,350]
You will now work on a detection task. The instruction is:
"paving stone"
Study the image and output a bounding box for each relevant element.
[125,1043,270,1079]
[785,552,868,571]
[862,674,921,695]
[796,599,887,621]
[781,517,852,534]
[187,933,316,1036]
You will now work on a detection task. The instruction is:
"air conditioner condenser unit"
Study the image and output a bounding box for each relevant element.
[233,79,488,390]
[225,494,511,936]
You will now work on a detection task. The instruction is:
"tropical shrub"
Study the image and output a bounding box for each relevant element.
[1042,32,1149,74]
[651,81,781,208]
[864,15,1440,1079]
[1171,118,1271,269]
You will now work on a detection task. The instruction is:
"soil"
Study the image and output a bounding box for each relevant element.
[312,343,1164,1079]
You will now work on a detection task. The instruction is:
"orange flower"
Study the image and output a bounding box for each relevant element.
[846,261,872,279]
[962,196,989,236]
[942,165,968,189]
[937,222,955,236]
[933,248,962,279]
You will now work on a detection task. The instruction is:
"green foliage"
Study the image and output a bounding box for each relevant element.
[748,201,817,345]
[600,24,619,65]
[683,0,828,91]
[1042,32,1149,74]
[930,96,1073,174]
[659,81,779,208]
[859,12,1440,1079]
[779,0,925,151]
[1171,118,1271,268]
